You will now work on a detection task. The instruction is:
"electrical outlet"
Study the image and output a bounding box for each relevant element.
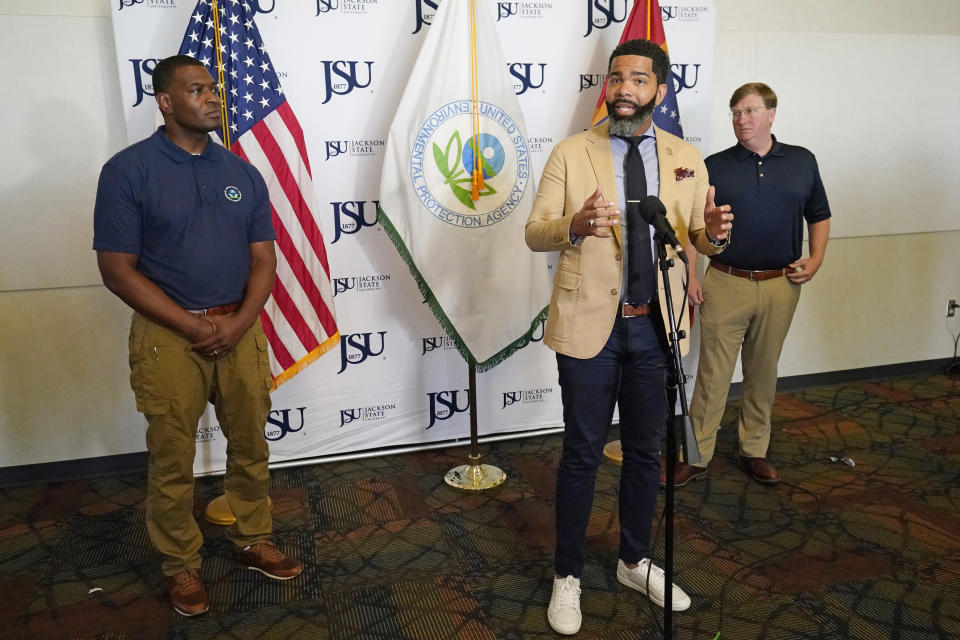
[948,299,958,318]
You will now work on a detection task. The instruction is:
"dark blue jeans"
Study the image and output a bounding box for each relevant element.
[554,314,669,578]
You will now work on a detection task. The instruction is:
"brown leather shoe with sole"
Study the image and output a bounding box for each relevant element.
[236,541,303,580]
[659,462,708,488]
[166,567,209,617]
[740,456,780,484]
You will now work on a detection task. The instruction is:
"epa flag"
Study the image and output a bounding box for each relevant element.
[178,0,338,388]
[591,0,683,137]
[378,0,551,371]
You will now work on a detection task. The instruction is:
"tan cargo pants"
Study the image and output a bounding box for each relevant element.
[128,312,273,576]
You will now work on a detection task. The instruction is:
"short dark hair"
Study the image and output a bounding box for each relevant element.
[608,39,670,86]
[153,55,206,94]
[729,82,777,109]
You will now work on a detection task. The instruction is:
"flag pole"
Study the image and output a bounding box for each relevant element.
[443,0,505,491]
[443,359,506,490]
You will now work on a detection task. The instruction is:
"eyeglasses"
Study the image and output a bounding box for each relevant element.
[729,106,768,120]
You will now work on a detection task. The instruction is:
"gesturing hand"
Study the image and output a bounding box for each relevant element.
[703,186,733,242]
[570,185,619,239]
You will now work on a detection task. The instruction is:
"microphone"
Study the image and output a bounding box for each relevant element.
[637,195,687,264]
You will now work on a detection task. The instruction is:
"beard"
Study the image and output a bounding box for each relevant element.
[606,93,658,137]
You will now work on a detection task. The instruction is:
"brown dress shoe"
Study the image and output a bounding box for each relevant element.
[236,541,303,580]
[659,462,708,488]
[166,567,209,617]
[740,456,780,484]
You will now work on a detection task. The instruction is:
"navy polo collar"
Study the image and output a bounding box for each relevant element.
[150,126,221,164]
[735,134,783,161]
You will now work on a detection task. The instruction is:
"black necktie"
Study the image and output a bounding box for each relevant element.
[623,136,654,304]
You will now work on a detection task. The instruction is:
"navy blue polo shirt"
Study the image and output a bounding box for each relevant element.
[93,127,276,309]
[705,136,830,270]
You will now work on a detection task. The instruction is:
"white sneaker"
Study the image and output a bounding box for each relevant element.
[547,575,582,635]
[616,559,691,611]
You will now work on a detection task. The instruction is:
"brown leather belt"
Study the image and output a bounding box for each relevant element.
[710,260,787,281]
[620,303,651,317]
[188,302,241,316]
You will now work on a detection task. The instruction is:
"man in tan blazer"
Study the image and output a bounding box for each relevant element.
[525,39,732,635]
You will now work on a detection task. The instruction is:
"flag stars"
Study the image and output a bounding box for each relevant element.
[245,38,255,49]
[259,61,270,72]
[188,31,199,43]
[259,78,270,91]
[244,55,254,67]
[230,51,239,62]
[230,104,238,114]
[229,14,240,25]
[229,32,239,43]
[230,86,238,96]
[230,122,238,133]
[243,91,253,102]
[660,105,668,114]
[259,96,270,108]
[192,11,203,23]
[229,68,238,79]
[276,85,284,95]
[200,55,211,66]
[243,109,254,120]
[244,73,254,85]
[201,36,213,48]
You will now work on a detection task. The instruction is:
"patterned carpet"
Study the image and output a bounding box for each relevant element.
[2,373,959,639]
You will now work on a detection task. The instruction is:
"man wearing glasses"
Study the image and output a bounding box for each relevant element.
[661,82,831,488]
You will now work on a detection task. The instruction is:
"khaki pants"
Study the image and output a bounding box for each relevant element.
[689,267,801,465]
[129,312,273,576]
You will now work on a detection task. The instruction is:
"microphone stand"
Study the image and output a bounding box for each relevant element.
[654,237,702,640]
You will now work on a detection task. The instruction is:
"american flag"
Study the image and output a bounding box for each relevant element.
[590,0,683,137]
[178,0,338,388]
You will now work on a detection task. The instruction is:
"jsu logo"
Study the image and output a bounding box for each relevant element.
[508,62,546,95]
[413,0,439,34]
[671,63,701,94]
[332,277,356,296]
[264,407,306,441]
[427,390,470,429]
[331,200,379,244]
[320,60,374,105]
[497,2,517,19]
[339,408,362,427]
[661,5,677,21]
[338,331,387,373]
[249,0,277,13]
[325,140,348,160]
[579,73,606,93]
[502,391,522,408]
[118,0,177,9]
[316,0,338,12]
[129,58,159,107]
[421,335,456,355]
[584,0,628,37]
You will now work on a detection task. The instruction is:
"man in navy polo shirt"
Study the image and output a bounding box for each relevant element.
[94,55,301,617]
[662,82,831,488]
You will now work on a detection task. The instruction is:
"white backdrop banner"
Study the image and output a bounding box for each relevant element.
[109,0,716,474]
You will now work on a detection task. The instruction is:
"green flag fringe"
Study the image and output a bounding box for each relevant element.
[377,206,549,373]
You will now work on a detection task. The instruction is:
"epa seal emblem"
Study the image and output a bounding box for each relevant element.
[409,100,529,228]
[224,186,242,202]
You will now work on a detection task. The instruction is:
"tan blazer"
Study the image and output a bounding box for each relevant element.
[525,122,724,359]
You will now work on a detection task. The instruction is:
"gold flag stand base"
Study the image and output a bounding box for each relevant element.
[204,494,273,526]
[603,439,623,464]
[444,453,506,491]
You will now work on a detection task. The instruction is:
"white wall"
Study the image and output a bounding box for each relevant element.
[1,0,958,468]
